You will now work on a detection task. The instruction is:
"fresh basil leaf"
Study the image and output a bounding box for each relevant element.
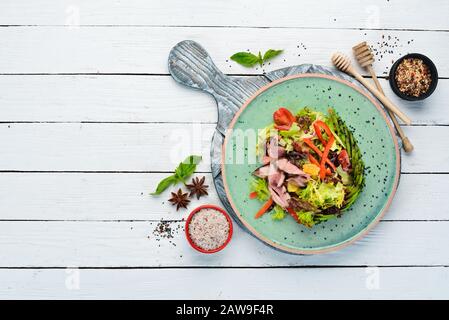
[174,155,202,181]
[150,175,178,195]
[150,155,202,195]
[230,52,260,67]
[230,49,284,68]
[263,49,283,62]
[184,155,202,165]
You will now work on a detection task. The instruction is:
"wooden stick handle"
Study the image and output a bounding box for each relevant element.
[367,67,414,153]
[349,68,412,125]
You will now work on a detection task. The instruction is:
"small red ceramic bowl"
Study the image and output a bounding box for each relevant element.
[185,204,233,254]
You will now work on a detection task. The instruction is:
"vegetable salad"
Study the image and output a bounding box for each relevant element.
[250,107,365,228]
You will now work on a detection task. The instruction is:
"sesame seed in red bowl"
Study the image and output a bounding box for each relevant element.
[185,205,233,254]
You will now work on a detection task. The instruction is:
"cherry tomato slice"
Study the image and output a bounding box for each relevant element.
[273,108,295,130]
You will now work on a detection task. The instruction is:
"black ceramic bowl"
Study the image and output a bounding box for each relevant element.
[389,53,438,101]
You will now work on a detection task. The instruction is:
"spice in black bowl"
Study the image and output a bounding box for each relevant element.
[389,53,438,101]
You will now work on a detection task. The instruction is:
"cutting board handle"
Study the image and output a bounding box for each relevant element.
[168,40,228,95]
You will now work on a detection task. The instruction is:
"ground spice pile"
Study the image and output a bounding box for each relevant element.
[395,58,432,97]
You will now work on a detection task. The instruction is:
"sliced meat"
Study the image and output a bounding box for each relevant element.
[267,137,285,159]
[276,158,304,175]
[262,155,271,165]
[253,162,279,179]
[253,165,271,178]
[286,175,309,188]
[277,172,285,187]
[269,184,291,208]
[269,171,285,188]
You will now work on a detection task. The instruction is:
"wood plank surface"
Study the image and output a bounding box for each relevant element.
[0,75,445,125]
[0,27,447,76]
[1,0,447,299]
[1,0,447,30]
[0,267,447,299]
[0,221,447,267]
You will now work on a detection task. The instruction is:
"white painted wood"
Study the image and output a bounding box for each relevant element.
[0,123,214,172]
[0,75,445,125]
[0,0,447,30]
[0,173,220,221]
[0,27,447,77]
[0,0,447,298]
[0,173,447,221]
[0,123,446,173]
[0,267,447,299]
[0,221,447,267]
[0,75,217,123]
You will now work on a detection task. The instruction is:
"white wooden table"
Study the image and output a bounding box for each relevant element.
[0,0,448,299]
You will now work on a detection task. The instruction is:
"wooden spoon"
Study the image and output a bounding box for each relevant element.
[353,42,413,152]
[331,52,412,125]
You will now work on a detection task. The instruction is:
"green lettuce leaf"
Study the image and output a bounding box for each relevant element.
[250,178,270,201]
[297,211,316,228]
[271,205,286,220]
[298,180,345,209]
[279,123,302,152]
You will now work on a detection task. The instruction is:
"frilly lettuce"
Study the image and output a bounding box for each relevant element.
[298,179,345,209]
[271,205,286,220]
[279,122,301,152]
[250,177,270,201]
[295,211,337,228]
[297,211,315,228]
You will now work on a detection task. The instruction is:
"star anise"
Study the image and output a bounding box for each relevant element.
[186,176,209,200]
[168,188,190,210]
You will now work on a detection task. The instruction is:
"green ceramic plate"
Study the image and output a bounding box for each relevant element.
[222,74,400,254]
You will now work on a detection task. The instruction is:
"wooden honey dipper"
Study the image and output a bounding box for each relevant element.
[353,42,413,152]
[331,52,412,125]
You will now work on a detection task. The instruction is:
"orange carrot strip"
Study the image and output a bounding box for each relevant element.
[287,207,300,223]
[308,154,320,166]
[314,120,333,137]
[311,120,337,173]
[254,198,273,219]
[313,122,327,146]
[303,138,336,171]
[319,136,335,179]
[303,137,321,155]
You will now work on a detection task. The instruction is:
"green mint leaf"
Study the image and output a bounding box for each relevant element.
[230,52,260,67]
[258,51,263,67]
[150,175,178,195]
[262,49,283,62]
